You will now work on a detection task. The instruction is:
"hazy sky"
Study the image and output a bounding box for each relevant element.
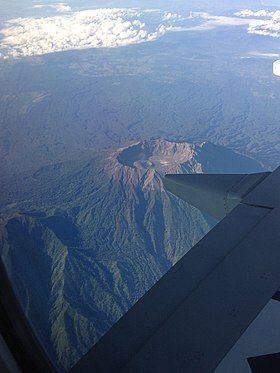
[1,1,280,59]
[0,0,271,19]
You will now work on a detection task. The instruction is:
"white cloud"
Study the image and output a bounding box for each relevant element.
[235,9,280,38]
[33,3,72,13]
[185,10,280,38]
[248,51,279,58]
[2,7,279,59]
[234,9,280,18]
[0,8,171,58]
[183,12,261,31]
[235,9,268,17]
[162,12,181,21]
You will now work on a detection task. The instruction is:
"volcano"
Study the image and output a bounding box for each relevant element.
[0,139,262,370]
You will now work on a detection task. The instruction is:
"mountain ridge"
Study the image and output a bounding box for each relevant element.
[0,138,263,370]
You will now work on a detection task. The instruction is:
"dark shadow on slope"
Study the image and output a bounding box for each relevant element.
[117,143,152,167]
[39,213,81,247]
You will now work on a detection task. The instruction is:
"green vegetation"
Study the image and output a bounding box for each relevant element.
[0,139,262,369]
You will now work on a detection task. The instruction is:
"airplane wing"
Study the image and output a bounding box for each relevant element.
[71,166,280,373]
[248,352,280,372]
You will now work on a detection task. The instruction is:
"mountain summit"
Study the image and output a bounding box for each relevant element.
[105,138,261,190]
[105,139,202,191]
